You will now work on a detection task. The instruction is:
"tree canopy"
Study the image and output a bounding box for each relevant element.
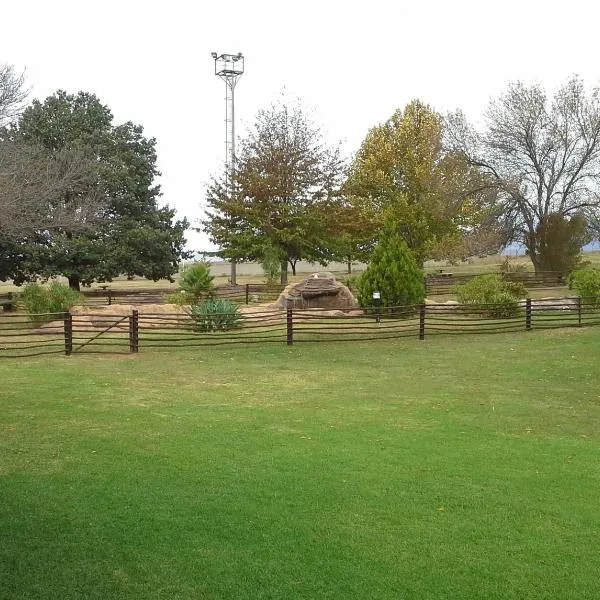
[344,100,502,264]
[5,90,188,289]
[446,77,600,272]
[203,100,345,284]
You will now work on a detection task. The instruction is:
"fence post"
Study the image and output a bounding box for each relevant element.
[525,298,532,331]
[129,309,139,353]
[63,312,73,355]
[419,304,426,340]
[578,296,582,327]
[286,308,293,346]
[246,283,250,305]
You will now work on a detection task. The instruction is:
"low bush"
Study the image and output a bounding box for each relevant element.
[21,282,83,321]
[190,298,242,332]
[455,274,527,318]
[568,267,600,308]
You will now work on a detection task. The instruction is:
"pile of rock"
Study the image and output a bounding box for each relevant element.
[270,272,359,310]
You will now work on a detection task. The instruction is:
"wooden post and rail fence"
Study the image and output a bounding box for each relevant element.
[0,298,585,356]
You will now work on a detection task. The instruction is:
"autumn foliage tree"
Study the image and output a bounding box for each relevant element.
[344,100,500,265]
[203,100,345,284]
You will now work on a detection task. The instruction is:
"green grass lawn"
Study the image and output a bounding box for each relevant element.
[1,330,600,599]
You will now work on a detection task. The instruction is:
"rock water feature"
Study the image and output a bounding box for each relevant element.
[270,272,359,310]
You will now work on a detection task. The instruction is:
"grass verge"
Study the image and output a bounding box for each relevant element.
[1,330,600,599]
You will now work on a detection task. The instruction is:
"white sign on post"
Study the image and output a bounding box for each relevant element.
[372,291,381,300]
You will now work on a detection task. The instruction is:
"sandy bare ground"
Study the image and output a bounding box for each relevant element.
[30,303,368,334]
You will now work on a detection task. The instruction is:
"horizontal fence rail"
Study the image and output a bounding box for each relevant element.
[2,298,600,358]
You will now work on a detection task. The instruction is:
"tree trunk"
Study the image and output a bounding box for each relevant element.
[347,257,352,274]
[67,274,80,291]
[290,259,297,276]
[230,259,237,285]
[527,244,542,274]
[280,260,288,285]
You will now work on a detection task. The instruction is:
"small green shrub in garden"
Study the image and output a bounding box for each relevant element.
[21,282,83,321]
[455,274,527,318]
[177,263,215,304]
[356,223,425,313]
[568,267,600,308]
[190,298,242,332]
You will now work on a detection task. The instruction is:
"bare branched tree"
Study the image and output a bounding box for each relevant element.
[0,64,28,128]
[446,77,600,271]
[0,141,106,238]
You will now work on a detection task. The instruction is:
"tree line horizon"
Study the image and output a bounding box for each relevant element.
[2,64,599,289]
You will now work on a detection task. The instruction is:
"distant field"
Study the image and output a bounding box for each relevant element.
[2,252,599,294]
[1,329,600,598]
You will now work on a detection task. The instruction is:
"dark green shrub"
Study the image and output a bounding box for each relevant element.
[177,263,215,304]
[568,267,600,308]
[21,282,83,321]
[534,212,588,276]
[190,298,242,332]
[356,224,425,312]
[455,274,527,318]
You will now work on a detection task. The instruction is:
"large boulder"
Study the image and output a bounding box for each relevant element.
[270,272,359,310]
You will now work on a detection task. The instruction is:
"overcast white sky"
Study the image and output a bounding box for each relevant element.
[2,0,599,252]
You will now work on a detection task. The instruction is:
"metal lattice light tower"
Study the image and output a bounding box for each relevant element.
[211,51,244,284]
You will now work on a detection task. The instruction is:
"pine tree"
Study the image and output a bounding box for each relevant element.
[357,223,425,311]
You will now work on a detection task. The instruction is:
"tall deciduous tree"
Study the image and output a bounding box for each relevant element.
[203,100,345,284]
[1,69,107,281]
[446,77,600,272]
[345,100,500,264]
[12,91,189,289]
